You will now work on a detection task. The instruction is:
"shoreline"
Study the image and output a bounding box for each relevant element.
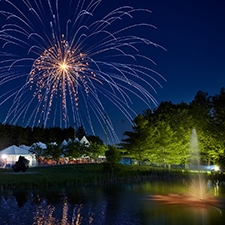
[0,164,223,190]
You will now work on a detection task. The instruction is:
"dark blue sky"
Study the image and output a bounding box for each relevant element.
[148,0,225,104]
[0,0,225,144]
[98,0,225,142]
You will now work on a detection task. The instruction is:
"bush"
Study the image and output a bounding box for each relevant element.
[104,145,122,172]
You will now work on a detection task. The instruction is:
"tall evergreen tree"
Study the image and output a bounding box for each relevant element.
[122,114,154,164]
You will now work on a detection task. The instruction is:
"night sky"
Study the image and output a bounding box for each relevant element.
[0,0,225,144]
[148,0,225,104]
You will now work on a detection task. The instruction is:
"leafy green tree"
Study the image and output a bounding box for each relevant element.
[29,143,46,165]
[44,143,62,164]
[209,88,225,164]
[151,120,184,168]
[105,145,122,171]
[200,134,224,165]
[167,103,194,166]
[122,104,191,166]
[87,142,107,161]
[63,141,82,161]
[190,90,224,165]
[150,102,192,166]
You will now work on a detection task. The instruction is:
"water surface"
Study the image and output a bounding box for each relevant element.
[0,180,225,225]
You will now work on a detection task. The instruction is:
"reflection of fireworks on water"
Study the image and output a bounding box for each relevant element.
[0,0,165,143]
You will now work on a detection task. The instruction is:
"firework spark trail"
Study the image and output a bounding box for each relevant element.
[0,0,166,144]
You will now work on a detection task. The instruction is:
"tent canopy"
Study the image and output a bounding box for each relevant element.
[80,136,90,146]
[0,145,30,155]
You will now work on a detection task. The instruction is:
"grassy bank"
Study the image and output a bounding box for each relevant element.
[0,164,215,190]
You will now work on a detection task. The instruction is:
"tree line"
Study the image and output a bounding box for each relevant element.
[0,123,103,150]
[121,88,225,169]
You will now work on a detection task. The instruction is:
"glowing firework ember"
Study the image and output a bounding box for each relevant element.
[0,0,166,143]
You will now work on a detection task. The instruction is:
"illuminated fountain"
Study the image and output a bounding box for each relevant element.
[150,128,224,209]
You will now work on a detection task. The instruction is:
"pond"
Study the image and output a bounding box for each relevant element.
[0,179,225,225]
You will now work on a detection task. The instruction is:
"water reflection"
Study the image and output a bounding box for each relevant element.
[12,190,29,207]
[150,179,225,210]
[0,180,225,225]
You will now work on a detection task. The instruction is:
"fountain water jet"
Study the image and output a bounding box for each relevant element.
[189,128,207,200]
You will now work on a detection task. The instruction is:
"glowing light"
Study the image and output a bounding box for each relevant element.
[214,165,220,171]
[1,154,7,159]
[0,0,166,143]
[59,62,68,71]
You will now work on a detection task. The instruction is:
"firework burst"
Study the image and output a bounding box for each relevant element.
[0,0,166,143]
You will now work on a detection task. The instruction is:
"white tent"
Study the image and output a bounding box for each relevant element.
[63,137,90,146]
[32,142,47,149]
[19,144,31,151]
[0,145,36,168]
[80,136,90,147]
